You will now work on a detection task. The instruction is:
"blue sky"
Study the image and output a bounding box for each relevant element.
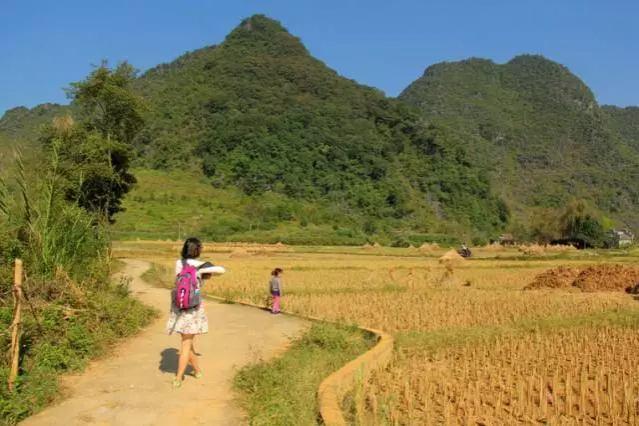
[1,0,637,113]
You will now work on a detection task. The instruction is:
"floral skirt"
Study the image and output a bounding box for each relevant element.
[166,304,208,335]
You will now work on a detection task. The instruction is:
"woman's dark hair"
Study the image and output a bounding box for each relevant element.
[271,268,283,277]
[181,237,202,259]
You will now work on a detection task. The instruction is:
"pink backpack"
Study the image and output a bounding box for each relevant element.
[172,260,201,310]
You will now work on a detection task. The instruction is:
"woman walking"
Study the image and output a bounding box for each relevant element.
[167,237,225,388]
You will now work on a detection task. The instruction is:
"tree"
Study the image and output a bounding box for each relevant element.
[42,62,145,222]
[527,208,561,243]
[558,200,607,248]
[68,61,145,145]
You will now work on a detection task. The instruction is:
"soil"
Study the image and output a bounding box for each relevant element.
[573,265,639,292]
[524,266,582,290]
[525,264,639,293]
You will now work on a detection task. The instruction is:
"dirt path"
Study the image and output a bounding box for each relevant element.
[20,259,308,426]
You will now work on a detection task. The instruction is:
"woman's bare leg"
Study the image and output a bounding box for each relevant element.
[189,337,201,374]
[176,334,194,380]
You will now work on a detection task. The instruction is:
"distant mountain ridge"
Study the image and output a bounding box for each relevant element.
[0,103,67,143]
[1,15,638,240]
[400,55,639,230]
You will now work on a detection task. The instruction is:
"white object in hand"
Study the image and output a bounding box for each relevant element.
[175,259,226,278]
[202,265,225,276]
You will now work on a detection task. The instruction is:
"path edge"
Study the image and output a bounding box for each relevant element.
[203,294,394,426]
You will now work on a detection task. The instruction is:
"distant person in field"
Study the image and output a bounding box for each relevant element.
[167,237,225,388]
[270,268,283,314]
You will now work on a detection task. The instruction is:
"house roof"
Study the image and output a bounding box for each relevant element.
[611,229,634,240]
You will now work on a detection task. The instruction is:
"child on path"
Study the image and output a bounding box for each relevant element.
[166,237,225,388]
[270,268,283,314]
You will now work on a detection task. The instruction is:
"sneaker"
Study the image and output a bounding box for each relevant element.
[194,371,203,379]
[172,378,182,389]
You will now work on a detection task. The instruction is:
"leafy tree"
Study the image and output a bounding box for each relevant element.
[526,208,561,243]
[68,61,145,145]
[558,200,607,248]
[40,62,144,222]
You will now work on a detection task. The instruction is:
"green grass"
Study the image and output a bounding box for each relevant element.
[0,151,160,425]
[0,270,158,425]
[112,168,362,244]
[233,322,376,426]
[112,169,473,246]
[140,261,172,289]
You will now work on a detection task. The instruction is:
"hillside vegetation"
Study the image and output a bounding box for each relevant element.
[2,15,638,242]
[1,15,509,243]
[0,60,155,425]
[603,105,639,148]
[400,56,639,233]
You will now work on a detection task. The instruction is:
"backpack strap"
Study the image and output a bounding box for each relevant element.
[181,259,192,271]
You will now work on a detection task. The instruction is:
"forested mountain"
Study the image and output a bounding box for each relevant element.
[0,103,68,164]
[603,106,639,148]
[0,15,508,242]
[400,56,639,230]
[2,16,638,242]
[0,103,67,144]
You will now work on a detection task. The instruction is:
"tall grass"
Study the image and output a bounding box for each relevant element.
[10,144,109,281]
[0,143,156,425]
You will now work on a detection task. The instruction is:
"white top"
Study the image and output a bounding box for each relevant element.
[175,259,226,278]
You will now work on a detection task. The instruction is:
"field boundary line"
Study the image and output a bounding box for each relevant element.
[203,294,394,426]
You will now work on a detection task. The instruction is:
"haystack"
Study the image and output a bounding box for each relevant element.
[253,246,276,256]
[419,243,439,253]
[573,265,639,292]
[439,249,464,264]
[526,264,639,293]
[275,241,285,247]
[544,244,577,253]
[373,242,382,248]
[524,266,581,290]
[419,243,433,252]
[229,248,251,258]
[519,243,545,256]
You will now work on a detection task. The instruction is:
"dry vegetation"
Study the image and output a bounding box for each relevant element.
[113,241,639,424]
[518,244,578,256]
[358,327,639,425]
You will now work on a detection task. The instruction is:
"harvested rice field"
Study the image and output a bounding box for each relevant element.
[114,241,639,425]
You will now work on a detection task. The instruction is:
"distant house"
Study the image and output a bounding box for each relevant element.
[498,233,517,246]
[609,229,635,248]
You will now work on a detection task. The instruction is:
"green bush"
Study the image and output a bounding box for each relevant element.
[472,235,489,246]
[0,269,156,425]
[0,151,156,425]
[391,237,411,248]
[406,233,462,247]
